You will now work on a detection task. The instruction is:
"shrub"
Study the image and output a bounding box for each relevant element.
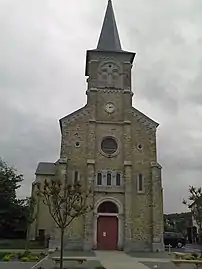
[0,252,9,260]
[27,254,39,261]
[39,252,46,258]
[2,255,13,262]
[20,256,30,262]
[16,252,24,259]
[0,251,43,262]
[22,250,31,257]
[95,266,106,269]
[8,253,17,260]
[2,253,17,261]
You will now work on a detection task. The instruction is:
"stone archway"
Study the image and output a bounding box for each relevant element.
[97,201,118,213]
[93,198,123,250]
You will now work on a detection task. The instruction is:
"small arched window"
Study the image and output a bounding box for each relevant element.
[97,173,102,186]
[116,173,121,186]
[74,171,79,183]
[137,173,144,193]
[107,173,112,185]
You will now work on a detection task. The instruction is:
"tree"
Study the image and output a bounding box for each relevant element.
[22,197,36,250]
[37,179,94,269]
[164,216,177,232]
[0,158,23,237]
[164,212,192,235]
[183,186,202,243]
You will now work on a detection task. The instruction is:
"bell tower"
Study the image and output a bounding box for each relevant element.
[85,0,136,107]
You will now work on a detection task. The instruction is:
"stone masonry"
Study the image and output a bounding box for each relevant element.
[30,0,164,252]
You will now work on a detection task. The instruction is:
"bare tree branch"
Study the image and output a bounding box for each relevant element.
[36,177,94,269]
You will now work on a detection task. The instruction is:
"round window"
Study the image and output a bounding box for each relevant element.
[75,142,80,147]
[137,144,143,150]
[101,137,118,155]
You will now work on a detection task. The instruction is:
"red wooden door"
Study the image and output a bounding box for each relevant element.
[97,216,118,250]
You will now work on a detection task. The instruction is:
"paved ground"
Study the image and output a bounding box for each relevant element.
[96,250,200,269]
[95,251,150,269]
[51,250,96,257]
[128,251,170,259]
[33,251,102,269]
[141,261,193,269]
[0,246,201,269]
[0,262,36,269]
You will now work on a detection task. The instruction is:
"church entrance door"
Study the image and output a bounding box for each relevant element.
[97,216,118,250]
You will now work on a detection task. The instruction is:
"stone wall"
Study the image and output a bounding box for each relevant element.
[31,48,164,252]
[30,175,55,240]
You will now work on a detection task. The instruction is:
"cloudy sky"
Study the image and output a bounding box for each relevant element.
[1,0,202,213]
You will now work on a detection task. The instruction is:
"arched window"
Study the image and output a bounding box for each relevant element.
[97,201,118,213]
[116,173,121,186]
[97,173,102,186]
[107,173,112,185]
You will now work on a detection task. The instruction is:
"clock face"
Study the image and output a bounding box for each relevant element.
[105,103,115,113]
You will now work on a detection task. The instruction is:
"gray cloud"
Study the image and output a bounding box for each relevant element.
[1,0,202,213]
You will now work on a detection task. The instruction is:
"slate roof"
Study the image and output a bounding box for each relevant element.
[97,0,122,52]
[35,162,56,175]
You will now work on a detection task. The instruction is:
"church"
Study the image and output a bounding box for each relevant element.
[30,0,164,252]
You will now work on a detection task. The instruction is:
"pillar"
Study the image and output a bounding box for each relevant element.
[84,160,95,250]
[151,162,164,252]
[123,119,133,251]
[84,118,96,250]
[124,162,133,251]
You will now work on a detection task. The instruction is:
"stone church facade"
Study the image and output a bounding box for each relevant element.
[30,0,164,252]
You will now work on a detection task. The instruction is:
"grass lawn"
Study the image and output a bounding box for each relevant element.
[0,239,45,249]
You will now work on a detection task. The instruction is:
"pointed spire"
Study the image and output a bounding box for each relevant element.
[97,0,122,51]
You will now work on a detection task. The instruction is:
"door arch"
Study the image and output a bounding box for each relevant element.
[97,201,118,213]
[94,199,123,250]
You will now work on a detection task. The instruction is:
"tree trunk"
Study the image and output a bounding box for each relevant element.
[25,225,30,251]
[60,228,64,269]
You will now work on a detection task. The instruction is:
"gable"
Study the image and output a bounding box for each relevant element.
[132,107,159,132]
[59,105,91,132]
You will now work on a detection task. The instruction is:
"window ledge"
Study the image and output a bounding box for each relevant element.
[137,191,145,195]
[94,186,124,193]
